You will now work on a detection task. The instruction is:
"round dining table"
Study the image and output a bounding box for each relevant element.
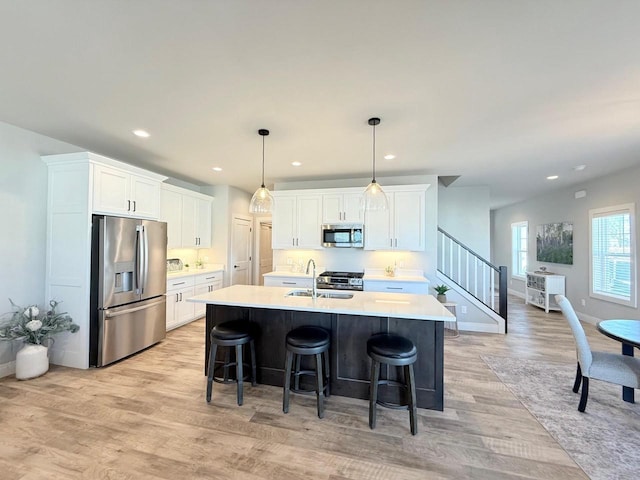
[597,319,640,403]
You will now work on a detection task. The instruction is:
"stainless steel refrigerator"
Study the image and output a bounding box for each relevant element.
[90,215,167,367]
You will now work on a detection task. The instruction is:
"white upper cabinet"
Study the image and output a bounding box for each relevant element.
[322,192,363,224]
[160,184,213,249]
[160,187,183,247]
[272,193,322,249]
[365,187,427,251]
[92,163,162,219]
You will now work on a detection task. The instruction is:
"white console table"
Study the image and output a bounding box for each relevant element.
[525,272,565,313]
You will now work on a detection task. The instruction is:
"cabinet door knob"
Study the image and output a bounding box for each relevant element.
[127,200,131,211]
[132,200,136,212]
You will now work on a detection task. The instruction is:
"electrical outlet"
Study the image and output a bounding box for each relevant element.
[460,306,467,314]
[510,280,513,286]
[580,299,586,307]
[287,257,293,265]
[204,256,209,262]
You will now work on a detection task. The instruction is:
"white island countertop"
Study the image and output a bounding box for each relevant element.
[189,285,455,322]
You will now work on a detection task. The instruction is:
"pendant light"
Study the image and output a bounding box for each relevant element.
[249,128,274,214]
[362,117,389,211]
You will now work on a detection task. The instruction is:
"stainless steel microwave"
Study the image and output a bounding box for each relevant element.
[321,224,364,248]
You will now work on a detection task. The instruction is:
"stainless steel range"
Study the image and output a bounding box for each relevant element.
[317,271,364,291]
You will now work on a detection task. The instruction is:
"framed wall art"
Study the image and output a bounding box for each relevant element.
[536,222,573,265]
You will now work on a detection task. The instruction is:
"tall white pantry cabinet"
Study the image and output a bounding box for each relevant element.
[42,152,167,369]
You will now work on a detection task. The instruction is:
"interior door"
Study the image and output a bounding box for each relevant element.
[231,216,252,285]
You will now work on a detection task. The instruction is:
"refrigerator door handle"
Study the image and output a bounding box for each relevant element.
[104,298,166,318]
[135,225,144,294]
[142,226,149,293]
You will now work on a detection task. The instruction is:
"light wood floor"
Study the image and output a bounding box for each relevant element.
[0,296,623,479]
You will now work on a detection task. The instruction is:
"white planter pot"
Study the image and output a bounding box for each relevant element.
[15,344,49,380]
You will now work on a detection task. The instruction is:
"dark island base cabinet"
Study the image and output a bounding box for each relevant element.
[205,305,444,411]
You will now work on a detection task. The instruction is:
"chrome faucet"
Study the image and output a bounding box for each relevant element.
[306,258,317,299]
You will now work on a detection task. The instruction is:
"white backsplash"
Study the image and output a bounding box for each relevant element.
[272,249,427,274]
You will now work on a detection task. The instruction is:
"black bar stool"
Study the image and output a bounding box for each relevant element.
[367,333,418,435]
[206,320,257,406]
[283,326,330,418]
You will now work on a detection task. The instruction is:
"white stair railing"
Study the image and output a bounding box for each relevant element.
[437,228,508,329]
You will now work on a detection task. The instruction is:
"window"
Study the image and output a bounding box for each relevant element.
[511,221,528,279]
[590,203,636,307]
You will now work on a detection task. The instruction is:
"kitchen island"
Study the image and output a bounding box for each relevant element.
[190,285,455,410]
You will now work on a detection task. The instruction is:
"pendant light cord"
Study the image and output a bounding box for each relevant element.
[261,134,266,188]
[372,122,376,182]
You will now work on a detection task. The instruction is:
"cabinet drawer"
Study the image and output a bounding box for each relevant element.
[364,281,429,294]
[195,271,222,285]
[264,277,313,288]
[166,275,195,291]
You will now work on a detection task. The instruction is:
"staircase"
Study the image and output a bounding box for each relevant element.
[437,227,508,333]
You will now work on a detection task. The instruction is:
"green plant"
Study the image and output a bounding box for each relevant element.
[433,285,450,295]
[0,299,79,345]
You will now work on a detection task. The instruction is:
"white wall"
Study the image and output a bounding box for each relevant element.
[492,163,640,322]
[201,184,251,287]
[0,122,81,377]
[438,184,490,259]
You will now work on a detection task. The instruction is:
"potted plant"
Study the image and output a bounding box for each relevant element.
[433,285,451,303]
[0,299,79,380]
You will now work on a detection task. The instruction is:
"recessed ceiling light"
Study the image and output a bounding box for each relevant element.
[384,154,396,160]
[132,129,150,138]
[547,175,559,180]
[573,164,586,171]
[212,167,222,172]
[291,161,302,167]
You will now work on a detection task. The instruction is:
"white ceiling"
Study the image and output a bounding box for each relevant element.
[1,1,639,208]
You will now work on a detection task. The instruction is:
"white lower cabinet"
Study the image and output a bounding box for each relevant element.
[166,271,223,330]
[193,272,223,318]
[166,276,195,331]
[263,276,313,288]
[364,280,429,294]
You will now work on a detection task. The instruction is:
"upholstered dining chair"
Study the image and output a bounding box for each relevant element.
[555,295,640,412]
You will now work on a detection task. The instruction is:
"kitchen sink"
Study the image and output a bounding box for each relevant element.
[319,292,354,299]
[286,289,314,297]
[286,289,353,300]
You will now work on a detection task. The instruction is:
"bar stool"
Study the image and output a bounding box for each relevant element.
[206,320,257,406]
[283,326,330,418]
[367,333,418,435]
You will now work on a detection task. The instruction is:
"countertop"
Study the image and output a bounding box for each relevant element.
[189,285,455,322]
[264,268,429,283]
[263,271,315,278]
[167,264,224,279]
[363,268,429,283]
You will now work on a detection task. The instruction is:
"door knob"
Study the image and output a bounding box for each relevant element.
[234,265,238,268]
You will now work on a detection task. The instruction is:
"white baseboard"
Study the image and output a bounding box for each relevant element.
[0,361,16,379]
[576,311,602,325]
[508,288,526,299]
[458,322,500,334]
